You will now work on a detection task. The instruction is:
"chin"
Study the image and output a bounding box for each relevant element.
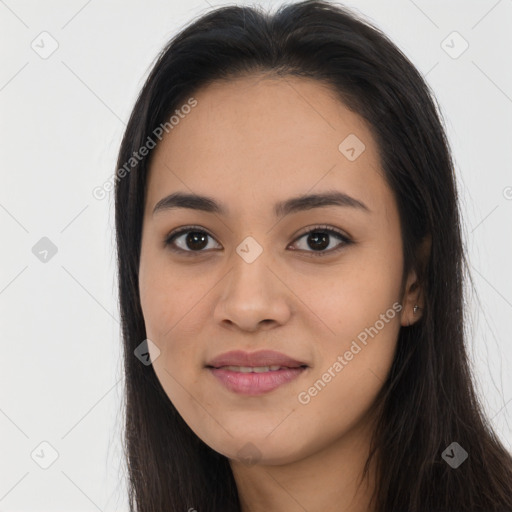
[200,430,308,467]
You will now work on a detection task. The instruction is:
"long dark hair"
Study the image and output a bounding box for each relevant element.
[114,1,512,510]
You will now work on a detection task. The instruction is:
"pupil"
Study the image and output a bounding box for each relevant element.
[308,232,329,251]
[187,231,208,250]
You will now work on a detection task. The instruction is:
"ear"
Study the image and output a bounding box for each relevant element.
[400,234,431,327]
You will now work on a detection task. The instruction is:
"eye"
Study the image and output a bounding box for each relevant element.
[288,224,352,257]
[164,225,221,255]
[164,224,352,257]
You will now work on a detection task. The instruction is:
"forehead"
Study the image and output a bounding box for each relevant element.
[146,74,390,218]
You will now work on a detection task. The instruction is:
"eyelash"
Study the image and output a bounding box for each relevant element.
[163,224,352,258]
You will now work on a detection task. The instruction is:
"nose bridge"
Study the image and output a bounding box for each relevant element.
[228,239,274,301]
[214,239,291,330]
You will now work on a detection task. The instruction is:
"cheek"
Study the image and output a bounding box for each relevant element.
[293,315,400,452]
[139,251,203,339]
[291,248,402,420]
[139,260,215,397]
[289,251,402,345]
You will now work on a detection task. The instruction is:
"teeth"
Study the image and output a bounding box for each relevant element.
[222,365,284,372]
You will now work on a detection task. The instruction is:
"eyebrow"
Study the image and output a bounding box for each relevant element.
[152,190,370,218]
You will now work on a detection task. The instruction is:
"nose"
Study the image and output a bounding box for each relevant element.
[213,249,292,333]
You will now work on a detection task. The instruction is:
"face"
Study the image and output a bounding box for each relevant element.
[138,74,418,466]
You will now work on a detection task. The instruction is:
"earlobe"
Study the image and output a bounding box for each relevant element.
[400,272,424,327]
[408,303,423,326]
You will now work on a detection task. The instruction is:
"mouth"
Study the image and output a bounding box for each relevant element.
[205,350,309,395]
[205,349,309,395]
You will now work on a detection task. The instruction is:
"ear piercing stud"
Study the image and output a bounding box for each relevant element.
[413,304,422,314]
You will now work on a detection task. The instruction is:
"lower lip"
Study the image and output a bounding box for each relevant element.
[208,367,307,395]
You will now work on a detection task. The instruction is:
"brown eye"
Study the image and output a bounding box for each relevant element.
[164,226,221,254]
[289,226,352,257]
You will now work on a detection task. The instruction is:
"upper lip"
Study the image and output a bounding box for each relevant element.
[206,350,308,369]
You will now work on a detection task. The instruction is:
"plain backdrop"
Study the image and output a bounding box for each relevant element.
[1,0,511,510]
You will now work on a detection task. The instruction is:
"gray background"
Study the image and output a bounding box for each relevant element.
[1,0,511,510]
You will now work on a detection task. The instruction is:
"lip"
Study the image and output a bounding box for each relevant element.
[205,350,309,396]
[208,367,307,395]
[206,349,308,369]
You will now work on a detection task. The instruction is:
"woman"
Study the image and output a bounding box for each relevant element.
[114,1,512,510]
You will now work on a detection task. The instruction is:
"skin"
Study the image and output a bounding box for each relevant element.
[138,74,424,512]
